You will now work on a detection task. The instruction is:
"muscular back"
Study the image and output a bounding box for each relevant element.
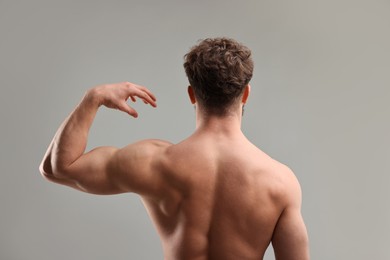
[140,132,305,260]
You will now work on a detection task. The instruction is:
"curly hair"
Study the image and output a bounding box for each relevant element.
[183,37,253,115]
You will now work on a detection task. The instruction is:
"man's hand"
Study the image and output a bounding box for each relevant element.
[88,82,157,118]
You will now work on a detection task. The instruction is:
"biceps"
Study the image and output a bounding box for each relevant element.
[272,208,309,260]
[65,147,125,195]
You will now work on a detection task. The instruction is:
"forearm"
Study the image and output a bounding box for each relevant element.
[41,89,100,176]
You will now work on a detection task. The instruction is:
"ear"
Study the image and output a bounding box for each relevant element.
[242,85,250,104]
[187,86,196,104]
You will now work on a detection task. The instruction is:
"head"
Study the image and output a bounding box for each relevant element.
[183,37,253,116]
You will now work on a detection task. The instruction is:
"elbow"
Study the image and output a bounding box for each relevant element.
[39,157,55,180]
[39,154,66,180]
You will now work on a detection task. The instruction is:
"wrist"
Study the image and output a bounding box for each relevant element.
[84,87,103,107]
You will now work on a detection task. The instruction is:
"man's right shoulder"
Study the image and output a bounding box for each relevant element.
[273,161,303,210]
[260,158,302,207]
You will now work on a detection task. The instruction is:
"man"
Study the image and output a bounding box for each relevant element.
[40,38,309,259]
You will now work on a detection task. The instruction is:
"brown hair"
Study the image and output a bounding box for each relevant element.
[183,37,253,115]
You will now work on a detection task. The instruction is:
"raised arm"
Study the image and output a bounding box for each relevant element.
[271,168,310,260]
[39,82,164,195]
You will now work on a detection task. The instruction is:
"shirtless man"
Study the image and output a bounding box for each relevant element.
[40,38,309,260]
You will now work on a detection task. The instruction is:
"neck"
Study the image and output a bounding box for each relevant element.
[194,105,244,135]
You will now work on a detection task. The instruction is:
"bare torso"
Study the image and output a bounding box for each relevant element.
[142,131,288,260]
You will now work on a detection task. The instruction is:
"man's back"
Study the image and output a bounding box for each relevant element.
[140,128,307,259]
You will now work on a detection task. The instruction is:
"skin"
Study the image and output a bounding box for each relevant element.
[40,82,309,260]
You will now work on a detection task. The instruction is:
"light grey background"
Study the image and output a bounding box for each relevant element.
[1,0,389,259]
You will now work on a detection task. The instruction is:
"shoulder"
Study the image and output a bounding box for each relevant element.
[267,160,302,208]
[110,139,174,196]
[114,139,173,169]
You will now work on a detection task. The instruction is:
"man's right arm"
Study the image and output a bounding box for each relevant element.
[271,168,309,260]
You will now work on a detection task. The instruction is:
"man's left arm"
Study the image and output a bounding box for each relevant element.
[39,82,158,195]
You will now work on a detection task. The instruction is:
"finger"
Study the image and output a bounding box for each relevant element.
[128,82,157,102]
[135,89,157,107]
[124,82,157,107]
[137,85,157,101]
[118,102,138,118]
[129,94,150,105]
